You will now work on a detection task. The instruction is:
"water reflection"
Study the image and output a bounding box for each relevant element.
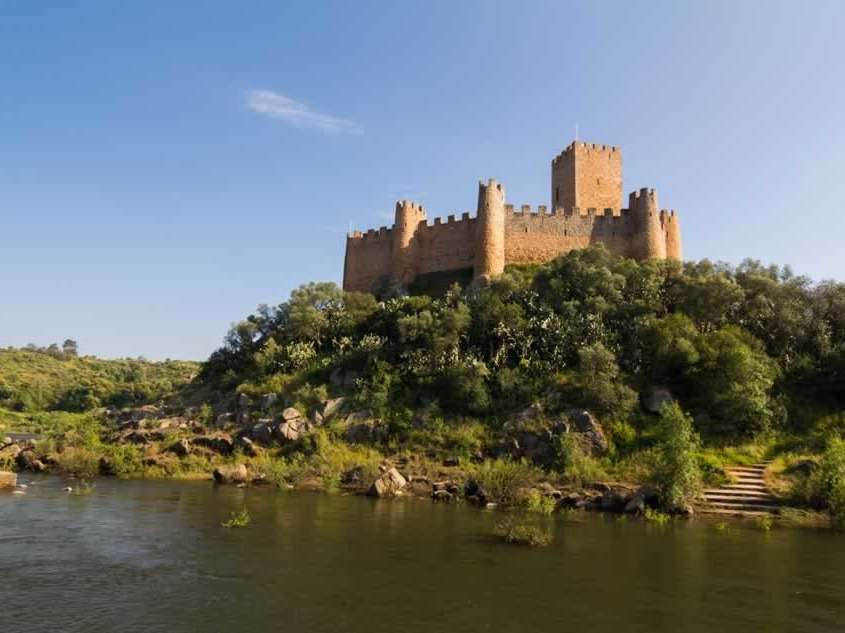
[1,477,843,633]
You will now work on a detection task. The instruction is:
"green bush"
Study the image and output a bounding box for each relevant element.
[653,402,702,510]
[813,438,845,529]
[470,458,537,507]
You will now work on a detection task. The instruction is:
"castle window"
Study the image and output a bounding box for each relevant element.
[596,178,601,185]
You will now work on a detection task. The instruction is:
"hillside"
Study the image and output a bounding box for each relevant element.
[0,348,198,414]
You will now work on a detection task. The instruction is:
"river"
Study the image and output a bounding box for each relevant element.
[1,477,843,632]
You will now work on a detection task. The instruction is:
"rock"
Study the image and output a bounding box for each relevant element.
[259,393,278,410]
[345,410,373,425]
[345,421,375,444]
[562,409,609,456]
[464,479,489,505]
[98,457,116,476]
[367,467,407,497]
[274,419,312,443]
[215,413,234,427]
[0,471,17,488]
[641,387,675,414]
[432,489,454,502]
[321,397,346,419]
[120,405,160,424]
[236,436,258,457]
[624,492,646,514]
[236,393,253,426]
[309,409,324,425]
[342,465,365,485]
[15,450,46,473]
[442,457,460,467]
[191,435,234,455]
[251,420,275,445]
[169,439,191,457]
[213,463,249,485]
[281,407,302,422]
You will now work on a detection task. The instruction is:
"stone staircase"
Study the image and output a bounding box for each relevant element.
[700,462,781,516]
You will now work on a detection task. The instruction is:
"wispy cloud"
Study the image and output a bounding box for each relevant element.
[246,90,361,134]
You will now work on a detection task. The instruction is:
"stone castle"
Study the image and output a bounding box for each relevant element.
[343,140,682,295]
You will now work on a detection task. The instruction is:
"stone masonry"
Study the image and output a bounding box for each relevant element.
[343,140,682,295]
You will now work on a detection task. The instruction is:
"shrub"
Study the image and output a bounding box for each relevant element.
[493,516,552,547]
[221,507,252,528]
[470,458,537,507]
[523,489,557,515]
[813,438,845,529]
[556,433,604,483]
[653,402,702,510]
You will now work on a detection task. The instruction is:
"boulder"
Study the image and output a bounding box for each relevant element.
[236,436,258,457]
[168,439,191,457]
[274,419,312,443]
[0,471,17,488]
[345,410,374,425]
[345,421,375,444]
[236,393,253,426]
[215,412,235,427]
[641,388,675,414]
[15,450,46,473]
[367,467,407,497]
[259,393,278,410]
[624,492,646,514]
[251,420,275,445]
[191,435,234,455]
[213,463,249,485]
[281,407,302,422]
[309,409,324,426]
[321,397,347,419]
[562,409,609,456]
[98,456,117,476]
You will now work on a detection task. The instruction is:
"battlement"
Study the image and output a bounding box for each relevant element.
[552,141,620,165]
[343,138,682,295]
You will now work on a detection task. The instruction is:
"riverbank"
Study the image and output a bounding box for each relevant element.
[0,401,834,529]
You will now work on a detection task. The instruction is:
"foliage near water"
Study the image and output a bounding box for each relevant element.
[221,507,252,528]
[5,245,845,521]
[493,516,553,547]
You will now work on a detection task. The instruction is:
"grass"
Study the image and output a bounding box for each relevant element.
[643,507,671,524]
[221,507,252,528]
[493,516,553,547]
[523,489,557,515]
[469,458,539,507]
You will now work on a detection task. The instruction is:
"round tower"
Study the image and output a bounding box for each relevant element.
[629,188,666,260]
[473,179,506,281]
[662,210,682,261]
[390,200,425,289]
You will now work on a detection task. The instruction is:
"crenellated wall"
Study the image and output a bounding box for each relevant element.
[342,139,683,295]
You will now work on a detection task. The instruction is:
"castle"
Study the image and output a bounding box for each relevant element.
[343,140,682,295]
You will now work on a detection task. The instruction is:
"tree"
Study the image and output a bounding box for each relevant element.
[62,339,79,357]
[653,402,702,510]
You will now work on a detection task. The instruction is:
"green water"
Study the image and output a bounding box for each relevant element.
[1,477,843,632]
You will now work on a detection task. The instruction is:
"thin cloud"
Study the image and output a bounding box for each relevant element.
[246,90,361,133]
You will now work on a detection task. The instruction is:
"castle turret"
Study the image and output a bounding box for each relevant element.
[662,210,682,261]
[474,179,506,281]
[389,200,425,290]
[629,188,666,259]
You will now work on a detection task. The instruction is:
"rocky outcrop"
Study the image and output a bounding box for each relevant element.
[251,420,275,445]
[274,418,313,443]
[15,450,46,473]
[504,406,609,466]
[321,397,347,419]
[168,439,191,457]
[367,467,407,497]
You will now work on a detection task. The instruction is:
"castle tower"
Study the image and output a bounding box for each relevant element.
[390,200,425,289]
[473,179,506,281]
[662,210,683,261]
[551,142,622,210]
[629,188,666,259]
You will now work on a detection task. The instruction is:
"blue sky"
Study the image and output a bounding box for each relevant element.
[2,1,844,360]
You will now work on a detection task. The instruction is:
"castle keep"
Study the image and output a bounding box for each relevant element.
[343,140,682,295]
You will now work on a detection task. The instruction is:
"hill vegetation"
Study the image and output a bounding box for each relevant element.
[4,245,845,525]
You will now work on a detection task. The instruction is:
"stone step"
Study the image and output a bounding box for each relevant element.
[704,494,779,505]
[727,466,766,473]
[699,507,776,517]
[703,489,776,499]
[720,482,767,489]
[704,501,781,513]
